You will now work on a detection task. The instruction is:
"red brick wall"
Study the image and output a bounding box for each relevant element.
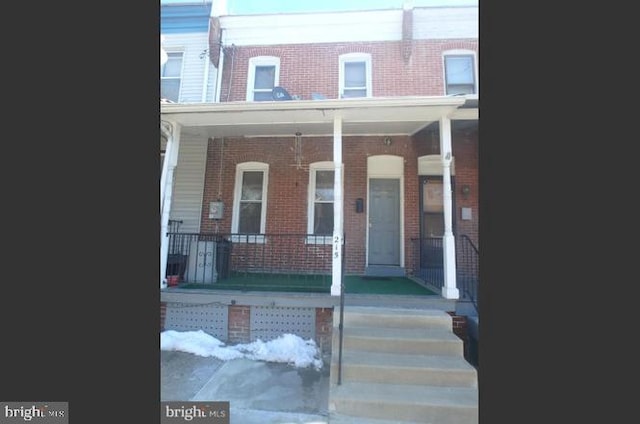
[448,312,468,340]
[315,307,334,356]
[452,124,479,248]
[228,305,251,343]
[224,305,334,356]
[447,311,473,364]
[219,39,478,102]
[160,302,167,332]
[200,127,476,274]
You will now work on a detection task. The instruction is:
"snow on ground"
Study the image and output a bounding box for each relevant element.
[161,330,323,370]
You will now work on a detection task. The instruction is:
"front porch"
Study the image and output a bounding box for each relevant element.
[160,229,477,363]
[163,231,447,296]
[163,230,477,303]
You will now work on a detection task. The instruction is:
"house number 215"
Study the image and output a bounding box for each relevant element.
[333,235,341,258]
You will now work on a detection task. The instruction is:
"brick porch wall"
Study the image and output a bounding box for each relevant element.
[160,302,166,332]
[227,305,251,344]
[447,311,471,362]
[224,304,334,356]
[315,307,334,356]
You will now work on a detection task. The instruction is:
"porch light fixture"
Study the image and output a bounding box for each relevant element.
[461,185,470,198]
[383,136,392,146]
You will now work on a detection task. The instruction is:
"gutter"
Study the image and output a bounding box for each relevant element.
[161,96,467,115]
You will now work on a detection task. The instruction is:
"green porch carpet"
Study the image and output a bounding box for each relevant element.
[177,274,437,296]
[344,276,437,295]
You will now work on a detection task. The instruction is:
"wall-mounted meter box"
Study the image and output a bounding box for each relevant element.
[461,207,472,221]
[209,202,224,219]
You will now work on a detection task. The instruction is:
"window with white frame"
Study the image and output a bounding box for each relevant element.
[307,162,335,242]
[339,53,372,98]
[443,51,477,95]
[246,56,280,101]
[232,162,269,239]
[161,52,183,102]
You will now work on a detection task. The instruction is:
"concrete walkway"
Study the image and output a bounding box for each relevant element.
[161,350,330,424]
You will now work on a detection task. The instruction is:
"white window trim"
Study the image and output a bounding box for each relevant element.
[339,53,372,99]
[306,161,335,245]
[161,51,184,102]
[231,162,269,243]
[246,56,280,101]
[442,49,478,96]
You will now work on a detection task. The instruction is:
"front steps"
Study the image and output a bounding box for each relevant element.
[329,306,478,424]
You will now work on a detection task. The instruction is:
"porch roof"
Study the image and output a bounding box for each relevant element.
[160,95,476,138]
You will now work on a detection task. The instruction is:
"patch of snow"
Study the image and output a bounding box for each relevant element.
[160,330,323,369]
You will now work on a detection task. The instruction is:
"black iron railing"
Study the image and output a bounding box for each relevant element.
[411,237,444,289]
[165,232,334,290]
[337,233,346,386]
[457,234,479,314]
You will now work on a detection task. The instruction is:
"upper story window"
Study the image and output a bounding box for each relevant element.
[443,50,477,95]
[161,52,183,102]
[232,162,269,239]
[307,162,335,243]
[246,56,280,101]
[339,53,372,98]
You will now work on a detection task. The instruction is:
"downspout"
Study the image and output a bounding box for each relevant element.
[214,29,225,103]
[439,116,459,299]
[201,49,210,102]
[160,122,181,289]
[331,115,344,296]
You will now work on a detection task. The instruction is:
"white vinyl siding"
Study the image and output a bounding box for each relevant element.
[161,32,217,103]
[413,7,478,40]
[168,135,208,232]
[220,6,478,45]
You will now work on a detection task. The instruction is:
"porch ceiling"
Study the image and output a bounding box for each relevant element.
[160,96,474,138]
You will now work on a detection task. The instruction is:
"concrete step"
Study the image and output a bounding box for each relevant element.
[330,350,477,387]
[333,326,463,356]
[329,381,478,424]
[333,306,453,330]
[343,294,455,310]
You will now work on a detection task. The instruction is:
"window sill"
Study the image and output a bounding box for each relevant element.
[305,235,332,245]
[230,234,266,244]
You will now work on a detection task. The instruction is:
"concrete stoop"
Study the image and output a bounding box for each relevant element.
[328,306,478,424]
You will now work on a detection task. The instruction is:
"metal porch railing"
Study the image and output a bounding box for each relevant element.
[411,237,444,290]
[456,234,479,314]
[165,232,334,290]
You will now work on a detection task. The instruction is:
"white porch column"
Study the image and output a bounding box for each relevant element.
[439,116,459,299]
[160,121,173,214]
[331,116,344,296]
[160,122,181,289]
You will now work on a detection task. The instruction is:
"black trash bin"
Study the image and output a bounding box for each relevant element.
[215,238,232,280]
[166,254,188,279]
